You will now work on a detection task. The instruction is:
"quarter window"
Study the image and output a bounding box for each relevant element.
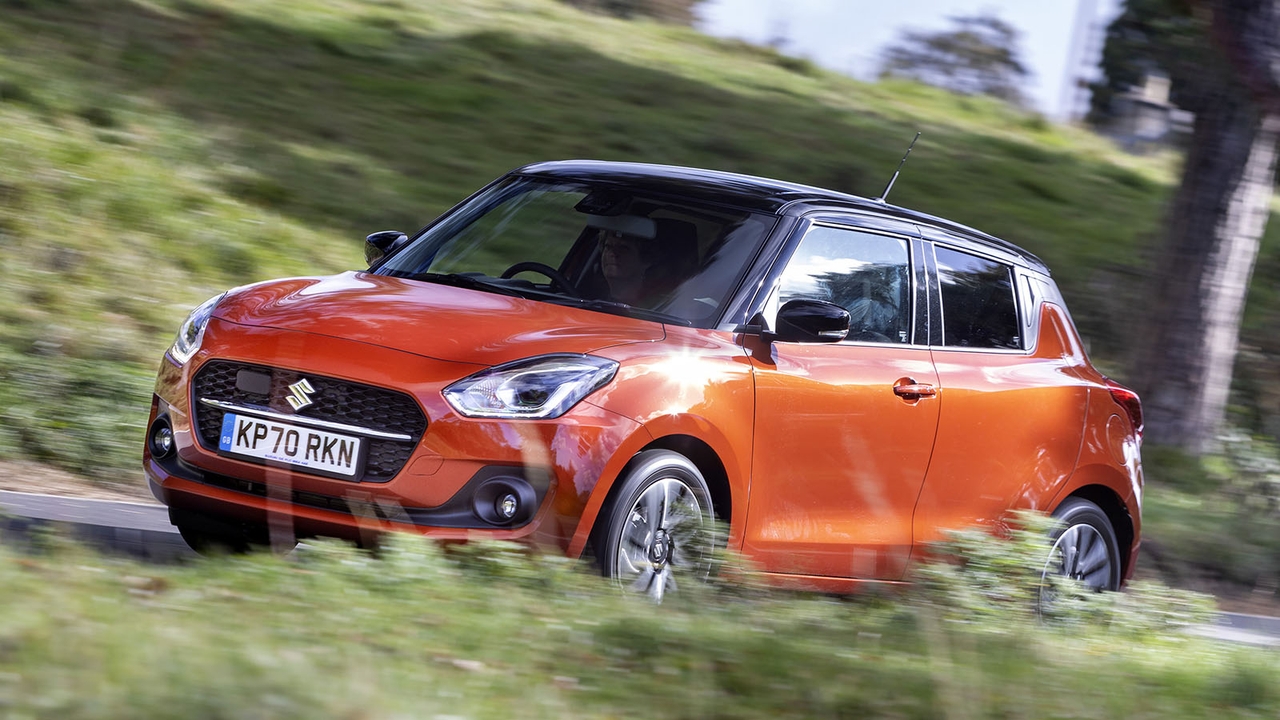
[935,246,1020,349]
[778,226,912,344]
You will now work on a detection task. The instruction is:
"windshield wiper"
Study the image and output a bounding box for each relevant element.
[557,298,693,326]
[411,272,526,298]
[410,273,691,325]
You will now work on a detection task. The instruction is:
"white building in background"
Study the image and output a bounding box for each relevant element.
[1108,73,1195,150]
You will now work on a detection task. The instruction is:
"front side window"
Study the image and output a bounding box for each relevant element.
[375,178,776,327]
[935,246,1020,349]
[777,225,912,344]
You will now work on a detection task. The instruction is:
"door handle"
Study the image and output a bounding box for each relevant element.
[893,382,937,399]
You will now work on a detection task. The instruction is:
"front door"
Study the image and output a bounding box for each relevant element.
[743,222,940,580]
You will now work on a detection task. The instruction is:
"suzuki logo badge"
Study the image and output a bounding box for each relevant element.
[286,379,316,411]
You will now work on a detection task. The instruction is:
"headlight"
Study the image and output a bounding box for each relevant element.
[166,293,225,366]
[443,354,618,419]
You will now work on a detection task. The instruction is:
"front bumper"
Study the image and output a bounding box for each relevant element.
[144,319,644,552]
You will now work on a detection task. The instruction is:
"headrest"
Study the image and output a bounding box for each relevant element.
[652,218,699,269]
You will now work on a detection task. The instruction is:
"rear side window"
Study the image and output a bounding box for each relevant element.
[935,246,1020,350]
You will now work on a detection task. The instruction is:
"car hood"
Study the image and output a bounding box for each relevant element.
[213,272,665,366]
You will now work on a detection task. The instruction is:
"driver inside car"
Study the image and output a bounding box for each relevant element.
[599,229,658,305]
[594,218,700,308]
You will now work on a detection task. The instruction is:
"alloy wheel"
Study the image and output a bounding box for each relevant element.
[612,476,705,602]
[1039,522,1115,610]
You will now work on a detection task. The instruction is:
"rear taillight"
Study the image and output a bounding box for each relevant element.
[1105,379,1143,439]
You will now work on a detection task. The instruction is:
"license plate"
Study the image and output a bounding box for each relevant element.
[218,413,363,478]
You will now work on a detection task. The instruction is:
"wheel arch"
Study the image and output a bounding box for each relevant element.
[643,434,732,525]
[1059,484,1135,582]
[579,434,733,560]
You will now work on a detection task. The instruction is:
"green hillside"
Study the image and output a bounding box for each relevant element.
[0,0,1277,485]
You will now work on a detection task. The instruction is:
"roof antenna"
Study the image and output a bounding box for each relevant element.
[875,131,921,204]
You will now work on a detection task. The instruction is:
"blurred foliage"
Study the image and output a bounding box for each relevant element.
[0,529,1268,718]
[879,14,1031,105]
[1215,429,1280,516]
[1143,428,1280,596]
[0,347,151,480]
[914,510,1217,631]
[913,511,1062,623]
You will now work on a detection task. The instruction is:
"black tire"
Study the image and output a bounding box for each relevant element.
[593,450,715,600]
[170,508,293,556]
[1042,497,1122,593]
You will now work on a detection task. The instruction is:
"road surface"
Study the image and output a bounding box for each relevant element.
[0,489,193,562]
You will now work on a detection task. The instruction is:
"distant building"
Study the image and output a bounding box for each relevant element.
[1108,73,1194,151]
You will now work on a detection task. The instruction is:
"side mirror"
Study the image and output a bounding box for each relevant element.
[364,230,408,267]
[774,299,850,343]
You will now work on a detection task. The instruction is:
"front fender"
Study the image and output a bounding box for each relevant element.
[566,327,756,557]
[564,412,751,559]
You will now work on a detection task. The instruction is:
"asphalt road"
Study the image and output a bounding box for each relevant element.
[0,491,1277,646]
[0,490,194,562]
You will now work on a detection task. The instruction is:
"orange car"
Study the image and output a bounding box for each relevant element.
[143,161,1143,597]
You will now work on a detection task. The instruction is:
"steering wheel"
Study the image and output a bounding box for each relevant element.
[499,262,581,298]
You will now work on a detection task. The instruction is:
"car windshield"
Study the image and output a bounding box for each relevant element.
[375,177,776,327]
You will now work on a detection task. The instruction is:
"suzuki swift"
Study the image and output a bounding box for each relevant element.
[143,160,1144,597]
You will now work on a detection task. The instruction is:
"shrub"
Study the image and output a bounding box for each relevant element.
[1143,426,1280,592]
[76,106,119,129]
[912,510,1216,633]
[0,78,35,105]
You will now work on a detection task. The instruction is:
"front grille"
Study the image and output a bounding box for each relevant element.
[192,360,427,482]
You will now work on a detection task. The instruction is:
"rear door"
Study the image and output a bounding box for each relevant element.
[743,217,940,580]
[912,234,1090,546]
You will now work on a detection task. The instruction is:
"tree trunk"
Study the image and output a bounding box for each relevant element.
[1134,101,1280,453]
[1131,0,1280,454]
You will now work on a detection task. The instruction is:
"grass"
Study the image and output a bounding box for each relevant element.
[0,528,1270,719]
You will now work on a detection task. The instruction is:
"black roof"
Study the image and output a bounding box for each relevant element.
[516,160,1047,273]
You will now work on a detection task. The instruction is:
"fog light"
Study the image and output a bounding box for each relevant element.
[471,475,537,526]
[151,422,174,458]
[495,493,519,521]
